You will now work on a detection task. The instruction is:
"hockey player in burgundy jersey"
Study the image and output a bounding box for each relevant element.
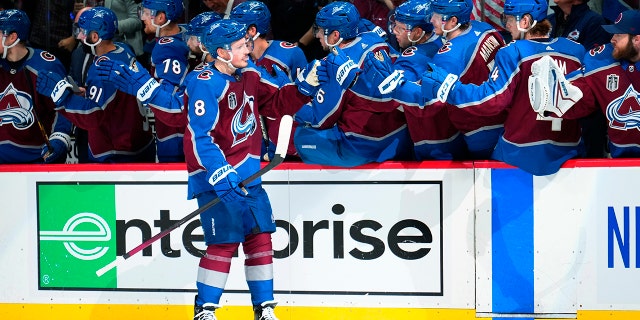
[429,0,506,159]
[388,0,466,160]
[541,10,640,158]
[230,1,308,161]
[0,9,72,164]
[421,0,587,175]
[36,7,155,163]
[183,19,313,320]
[294,1,413,167]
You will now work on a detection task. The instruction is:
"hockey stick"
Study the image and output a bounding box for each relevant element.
[96,115,293,277]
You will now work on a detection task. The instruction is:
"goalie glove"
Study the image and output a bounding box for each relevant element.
[528,55,583,117]
[362,50,404,95]
[95,60,160,103]
[36,71,73,105]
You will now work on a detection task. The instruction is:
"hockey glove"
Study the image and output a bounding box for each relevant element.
[421,63,459,103]
[209,164,246,203]
[41,132,71,163]
[269,64,292,87]
[295,60,321,96]
[95,60,160,103]
[528,55,583,117]
[318,46,360,90]
[363,50,404,95]
[36,71,73,105]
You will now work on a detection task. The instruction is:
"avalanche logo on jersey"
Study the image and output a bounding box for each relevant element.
[0,83,34,130]
[158,37,174,45]
[606,85,640,130]
[230,93,257,147]
[567,30,580,42]
[401,46,417,57]
[438,42,452,54]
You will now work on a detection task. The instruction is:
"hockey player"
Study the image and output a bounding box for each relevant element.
[138,0,190,162]
[184,19,314,320]
[36,7,155,163]
[429,0,506,159]
[419,0,587,175]
[386,0,466,160]
[294,1,413,167]
[534,10,640,158]
[0,9,72,164]
[230,1,308,161]
[184,11,222,67]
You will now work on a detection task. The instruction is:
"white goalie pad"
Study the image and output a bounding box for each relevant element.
[528,55,583,117]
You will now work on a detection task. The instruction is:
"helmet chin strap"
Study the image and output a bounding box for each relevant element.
[441,22,461,39]
[83,38,102,55]
[324,34,343,50]
[516,16,537,40]
[217,50,237,73]
[1,35,20,59]
[252,32,260,41]
[152,19,171,37]
[198,44,211,62]
[408,30,426,46]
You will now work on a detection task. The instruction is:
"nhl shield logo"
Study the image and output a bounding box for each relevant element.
[606,74,619,92]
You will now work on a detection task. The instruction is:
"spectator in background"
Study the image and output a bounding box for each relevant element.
[0,9,73,164]
[26,0,75,70]
[548,0,612,158]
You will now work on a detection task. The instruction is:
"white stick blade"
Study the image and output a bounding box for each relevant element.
[95,256,124,277]
[275,115,293,158]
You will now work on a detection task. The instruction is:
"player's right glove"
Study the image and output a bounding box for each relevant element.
[528,55,583,117]
[421,63,459,103]
[36,71,73,105]
[208,164,246,203]
[362,50,404,95]
[95,60,160,103]
[41,132,71,163]
[317,47,360,90]
[295,60,321,96]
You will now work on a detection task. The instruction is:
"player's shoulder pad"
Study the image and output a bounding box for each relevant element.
[28,48,66,75]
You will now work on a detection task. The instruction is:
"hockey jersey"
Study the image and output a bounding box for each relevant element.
[147,31,190,162]
[564,44,640,157]
[0,48,72,163]
[184,61,309,198]
[54,45,155,163]
[254,40,308,160]
[444,38,587,175]
[294,31,413,167]
[432,20,506,159]
[393,34,467,160]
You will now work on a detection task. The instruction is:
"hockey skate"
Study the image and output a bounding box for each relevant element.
[194,302,221,320]
[253,300,279,320]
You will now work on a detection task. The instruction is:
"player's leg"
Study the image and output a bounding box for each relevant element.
[194,191,244,319]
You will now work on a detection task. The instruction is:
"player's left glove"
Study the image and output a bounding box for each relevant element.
[295,59,321,96]
[528,55,583,117]
[317,46,360,90]
[421,63,459,103]
[362,50,404,95]
[36,71,73,105]
[268,64,292,87]
[95,60,160,103]
[41,132,71,163]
